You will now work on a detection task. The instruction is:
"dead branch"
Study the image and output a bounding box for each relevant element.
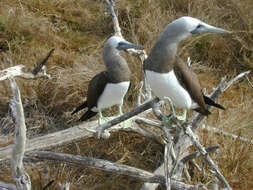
[0,49,54,81]
[0,181,17,190]
[9,78,31,190]
[184,126,231,189]
[0,108,159,164]
[27,151,200,190]
[31,48,54,75]
[201,124,253,144]
[58,183,70,190]
[180,146,219,163]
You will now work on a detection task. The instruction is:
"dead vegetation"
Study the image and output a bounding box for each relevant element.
[0,0,252,189]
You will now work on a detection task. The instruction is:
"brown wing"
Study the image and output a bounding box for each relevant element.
[87,71,109,109]
[174,56,208,115]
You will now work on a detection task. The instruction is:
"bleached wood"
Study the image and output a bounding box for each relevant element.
[0,49,54,81]
[0,108,158,163]
[201,124,253,144]
[184,125,231,189]
[9,78,31,190]
[58,183,70,190]
[0,181,17,190]
[27,151,200,190]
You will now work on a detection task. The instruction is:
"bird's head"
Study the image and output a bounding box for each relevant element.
[165,16,228,42]
[105,36,144,53]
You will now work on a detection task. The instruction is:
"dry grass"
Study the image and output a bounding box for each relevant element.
[0,0,252,189]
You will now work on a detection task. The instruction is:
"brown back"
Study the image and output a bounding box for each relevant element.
[87,71,109,109]
[173,56,207,114]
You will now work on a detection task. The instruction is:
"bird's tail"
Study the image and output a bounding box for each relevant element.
[72,101,88,115]
[203,95,225,110]
[79,110,97,121]
[194,107,211,116]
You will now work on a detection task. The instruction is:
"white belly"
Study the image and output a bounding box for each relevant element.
[94,81,130,111]
[146,70,192,109]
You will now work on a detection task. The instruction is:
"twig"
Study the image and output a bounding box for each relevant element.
[104,0,122,37]
[222,70,250,91]
[31,48,54,75]
[58,183,70,190]
[0,49,54,81]
[9,78,31,190]
[184,126,231,189]
[201,124,253,144]
[245,74,253,88]
[180,146,219,163]
[0,181,17,190]
[211,178,219,190]
[27,151,199,190]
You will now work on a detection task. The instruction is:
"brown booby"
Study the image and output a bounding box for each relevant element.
[72,36,144,124]
[144,16,227,120]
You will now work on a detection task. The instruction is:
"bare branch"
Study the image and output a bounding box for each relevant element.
[0,49,54,81]
[201,124,253,144]
[104,0,122,37]
[58,183,70,190]
[9,78,31,190]
[180,146,219,163]
[245,74,253,88]
[0,181,17,190]
[222,70,250,91]
[184,126,231,189]
[31,48,54,75]
[27,151,199,190]
[0,108,159,163]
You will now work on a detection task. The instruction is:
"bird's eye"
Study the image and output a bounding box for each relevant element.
[196,24,202,29]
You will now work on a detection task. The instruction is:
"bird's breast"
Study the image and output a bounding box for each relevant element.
[146,70,192,109]
[96,81,130,110]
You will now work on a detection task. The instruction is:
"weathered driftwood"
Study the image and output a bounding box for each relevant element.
[184,125,231,189]
[0,181,17,190]
[0,108,160,164]
[27,151,200,190]
[180,146,219,164]
[9,78,31,190]
[0,49,54,81]
[201,124,253,144]
[58,183,70,190]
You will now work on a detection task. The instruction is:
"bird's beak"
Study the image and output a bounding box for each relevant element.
[191,23,229,34]
[117,41,144,51]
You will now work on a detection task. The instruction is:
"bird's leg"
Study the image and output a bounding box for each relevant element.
[117,104,123,116]
[98,110,109,125]
[164,97,187,121]
[116,104,133,128]
[176,109,187,121]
